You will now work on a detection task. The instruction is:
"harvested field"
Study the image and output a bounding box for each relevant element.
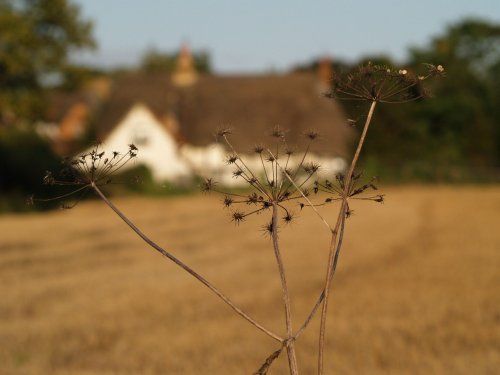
[1,186,499,374]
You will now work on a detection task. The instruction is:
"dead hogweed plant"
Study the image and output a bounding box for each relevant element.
[204,127,322,373]
[34,62,443,374]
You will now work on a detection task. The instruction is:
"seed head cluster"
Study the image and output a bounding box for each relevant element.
[205,128,321,234]
[327,62,445,104]
[313,172,385,218]
[30,144,138,208]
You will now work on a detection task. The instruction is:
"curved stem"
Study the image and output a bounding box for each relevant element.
[91,183,283,343]
[317,100,377,375]
[271,203,299,375]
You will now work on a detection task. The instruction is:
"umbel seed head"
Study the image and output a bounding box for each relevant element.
[328,62,444,103]
[204,129,321,231]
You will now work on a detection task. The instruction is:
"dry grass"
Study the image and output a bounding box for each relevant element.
[1,186,499,374]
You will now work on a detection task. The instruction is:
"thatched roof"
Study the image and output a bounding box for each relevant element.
[97,72,353,157]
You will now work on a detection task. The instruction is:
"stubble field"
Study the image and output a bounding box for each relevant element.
[1,186,499,374]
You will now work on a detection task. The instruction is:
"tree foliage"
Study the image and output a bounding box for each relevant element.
[343,19,500,181]
[0,0,95,125]
[0,126,62,211]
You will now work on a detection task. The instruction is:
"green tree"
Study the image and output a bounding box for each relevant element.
[0,0,95,125]
[357,19,500,181]
[409,19,500,178]
[0,126,62,211]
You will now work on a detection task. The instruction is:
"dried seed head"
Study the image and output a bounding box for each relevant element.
[304,130,320,141]
[283,212,294,224]
[231,211,245,225]
[328,62,441,103]
[303,162,320,174]
[253,145,264,154]
[216,128,232,138]
[262,201,272,209]
[247,192,259,204]
[35,144,140,209]
[424,63,446,76]
[223,196,233,208]
[262,221,274,236]
[233,169,244,178]
[201,178,215,193]
[226,154,238,164]
[206,130,320,231]
[270,127,286,139]
[345,208,353,218]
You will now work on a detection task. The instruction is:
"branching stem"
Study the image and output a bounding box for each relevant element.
[91,183,283,343]
[317,100,377,374]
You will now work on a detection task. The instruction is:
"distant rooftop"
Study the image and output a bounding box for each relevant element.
[97,71,353,157]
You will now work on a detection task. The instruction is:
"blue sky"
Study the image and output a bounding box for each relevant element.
[72,0,500,73]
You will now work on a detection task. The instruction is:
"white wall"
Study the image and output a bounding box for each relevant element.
[97,103,347,186]
[100,103,191,182]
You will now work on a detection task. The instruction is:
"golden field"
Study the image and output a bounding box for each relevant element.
[1,186,499,374]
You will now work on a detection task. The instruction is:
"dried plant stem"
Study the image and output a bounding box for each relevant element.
[317,203,347,374]
[271,203,299,375]
[317,100,377,374]
[91,183,283,343]
[345,100,377,184]
[294,215,345,340]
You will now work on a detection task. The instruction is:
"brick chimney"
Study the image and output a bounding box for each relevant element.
[173,43,198,87]
[317,56,333,92]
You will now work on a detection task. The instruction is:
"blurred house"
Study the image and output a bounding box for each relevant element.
[47,46,352,183]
